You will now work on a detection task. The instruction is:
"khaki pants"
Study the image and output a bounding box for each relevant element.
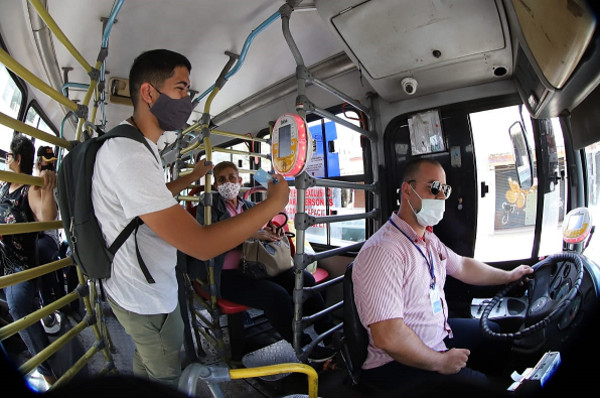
[107,296,184,387]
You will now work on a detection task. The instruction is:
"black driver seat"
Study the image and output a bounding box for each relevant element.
[342,263,387,396]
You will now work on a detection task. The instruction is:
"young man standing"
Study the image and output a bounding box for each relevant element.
[91,49,289,387]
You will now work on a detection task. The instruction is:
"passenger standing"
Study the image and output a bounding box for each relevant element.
[91,49,289,387]
[1,134,58,385]
[34,146,64,331]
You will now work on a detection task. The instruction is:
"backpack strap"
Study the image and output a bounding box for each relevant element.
[108,217,156,284]
[101,123,159,284]
[99,123,159,163]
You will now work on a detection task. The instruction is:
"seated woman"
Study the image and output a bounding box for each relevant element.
[1,134,58,384]
[195,161,335,362]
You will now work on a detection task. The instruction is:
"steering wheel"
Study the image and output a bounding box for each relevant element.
[480,253,584,341]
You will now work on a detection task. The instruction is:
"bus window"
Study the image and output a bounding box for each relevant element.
[585,141,600,262]
[538,118,567,257]
[1,62,24,156]
[23,102,58,153]
[470,105,537,262]
[230,142,251,185]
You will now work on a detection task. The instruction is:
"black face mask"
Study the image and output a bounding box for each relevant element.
[41,164,55,172]
[149,86,193,131]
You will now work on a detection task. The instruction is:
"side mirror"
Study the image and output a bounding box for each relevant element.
[508,121,534,189]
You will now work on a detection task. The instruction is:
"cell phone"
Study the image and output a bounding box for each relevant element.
[254,168,278,188]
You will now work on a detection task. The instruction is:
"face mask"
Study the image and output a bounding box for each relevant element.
[218,182,241,201]
[408,185,445,227]
[149,87,193,131]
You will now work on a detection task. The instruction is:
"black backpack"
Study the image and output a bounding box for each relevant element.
[57,124,157,283]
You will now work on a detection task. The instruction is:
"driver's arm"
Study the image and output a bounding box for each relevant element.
[452,257,533,286]
[370,318,469,375]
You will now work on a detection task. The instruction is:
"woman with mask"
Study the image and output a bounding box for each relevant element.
[1,134,58,385]
[194,161,336,362]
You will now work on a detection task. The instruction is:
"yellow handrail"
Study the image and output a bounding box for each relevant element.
[0,171,44,187]
[50,345,99,389]
[0,49,79,112]
[212,129,269,143]
[0,112,72,149]
[76,62,102,141]
[0,290,79,341]
[0,112,71,149]
[0,221,63,235]
[230,364,319,398]
[0,257,72,289]
[28,0,93,73]
[19,317,89,375]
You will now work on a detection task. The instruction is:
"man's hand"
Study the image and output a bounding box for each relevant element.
[252,229,282,242]
[192,158,214,180]
[507,264,534,284]
[265,174,290,212]
[437,348,470,375]
[32,170,57,192]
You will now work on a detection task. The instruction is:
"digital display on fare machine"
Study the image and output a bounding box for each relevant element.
[271,113,313,177]
[562,207,592,244]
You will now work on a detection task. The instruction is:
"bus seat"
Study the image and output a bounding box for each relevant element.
[192,281,250,314]
[343,263,389,396]
[342,263,369,385]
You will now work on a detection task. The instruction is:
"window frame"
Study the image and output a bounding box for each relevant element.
[292,104,370,248]
[24,99,59,136]
[0,33,28,139]
[382,94,579,266]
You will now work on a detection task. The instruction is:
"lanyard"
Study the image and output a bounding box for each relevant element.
[389,217,436,290]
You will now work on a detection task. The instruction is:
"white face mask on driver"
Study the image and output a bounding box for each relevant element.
[408,185,445,227]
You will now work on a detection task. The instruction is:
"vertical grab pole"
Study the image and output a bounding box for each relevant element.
[281,0,309,357]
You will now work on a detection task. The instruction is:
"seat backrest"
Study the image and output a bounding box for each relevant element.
[343,262,369,383]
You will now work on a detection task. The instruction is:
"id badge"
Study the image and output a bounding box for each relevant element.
[430,288,442,315]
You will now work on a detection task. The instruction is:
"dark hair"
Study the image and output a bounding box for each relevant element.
[129,49,192,108]
[402,158,442,183]
[213,161,239,182]
[10,134,35,175]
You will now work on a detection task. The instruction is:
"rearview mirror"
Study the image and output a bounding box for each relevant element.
[508,122,534,189]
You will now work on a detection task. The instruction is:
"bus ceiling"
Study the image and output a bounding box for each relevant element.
[317,0,599,119]
[1,0,599,141]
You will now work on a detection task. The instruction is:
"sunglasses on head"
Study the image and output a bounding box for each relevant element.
[410,180,452,199]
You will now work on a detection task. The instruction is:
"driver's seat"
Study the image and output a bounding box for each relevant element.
[342,263,386,396]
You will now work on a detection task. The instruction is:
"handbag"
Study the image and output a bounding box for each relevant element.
[240,212,295,280]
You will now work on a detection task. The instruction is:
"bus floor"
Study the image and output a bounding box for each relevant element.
[5,299,358,397]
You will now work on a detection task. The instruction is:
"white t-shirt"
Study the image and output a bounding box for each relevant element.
[91,122,178,314]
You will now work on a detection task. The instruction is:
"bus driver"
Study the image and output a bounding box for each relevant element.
[352,158,533,393]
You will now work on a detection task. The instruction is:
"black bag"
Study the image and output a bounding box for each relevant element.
[57,124,158,283]
[240,212,294,280]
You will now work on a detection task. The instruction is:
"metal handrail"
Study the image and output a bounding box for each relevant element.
[29,0,93,73]
[0,258,72,289]
[0,221,63,235]
[192,10,281,106]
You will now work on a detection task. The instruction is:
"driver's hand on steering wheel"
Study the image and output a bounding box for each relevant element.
[507,264,535,284]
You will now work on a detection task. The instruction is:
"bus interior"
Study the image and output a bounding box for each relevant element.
[1,1,600,397]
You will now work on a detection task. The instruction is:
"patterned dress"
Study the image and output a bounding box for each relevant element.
[0,182,37,275]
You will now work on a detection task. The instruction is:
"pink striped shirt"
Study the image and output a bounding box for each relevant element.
[222,199,246,270]
[353,211,463,370]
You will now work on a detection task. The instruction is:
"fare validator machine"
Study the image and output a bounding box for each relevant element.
[271,113,314,177]
[507,207,594,393]
[254,113,314,188]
